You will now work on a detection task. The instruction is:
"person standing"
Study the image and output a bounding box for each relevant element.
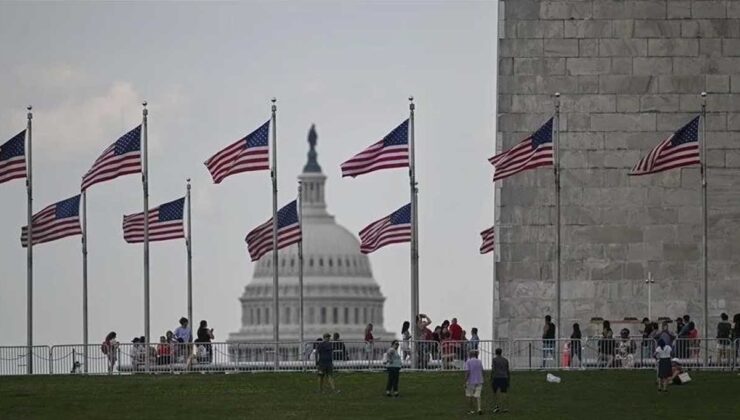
[469,327,480,351]
[416,314,432,369]
[542,315,556,367]
[316,333,338,393]
[101,332,119,374]
[463,349,484,415]
[195,320,215,363]
[400,321,411,360]
[491,348,510,414]
[716,313,732,366]
[384,340,402,397]
[655,339,673,392]
[174,317,192,362]
[569,323,582,367]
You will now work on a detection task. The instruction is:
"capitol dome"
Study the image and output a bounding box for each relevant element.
[229,125,391,343]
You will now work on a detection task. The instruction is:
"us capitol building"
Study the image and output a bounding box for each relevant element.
[229,126,392,345]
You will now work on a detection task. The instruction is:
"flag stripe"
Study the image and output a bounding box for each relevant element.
[20,195,81,247]
[630,117,700,176]
[122,198,185,244]
[489,119,554,182]
[81,126,142,191]
[0,130,27,184]
[480,226,494,254]
[245,200,301,261]
[205,122,270,184]
[340,121,409,178]
[358,203,411,254]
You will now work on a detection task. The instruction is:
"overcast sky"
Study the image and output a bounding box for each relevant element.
[0,1,497,346]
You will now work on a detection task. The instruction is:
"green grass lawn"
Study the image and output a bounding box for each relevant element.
[1,370,738,419]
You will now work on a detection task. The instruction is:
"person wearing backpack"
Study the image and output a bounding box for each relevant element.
[101,331,119,374]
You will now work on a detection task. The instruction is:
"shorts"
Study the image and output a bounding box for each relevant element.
[465,384,482,398]
[317,365,333,376]
[492,377,509,393]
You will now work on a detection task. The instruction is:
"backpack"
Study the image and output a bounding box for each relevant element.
[101,342,109,355]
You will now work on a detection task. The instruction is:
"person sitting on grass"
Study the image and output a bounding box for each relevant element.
[316,333,338,394]
[463,349,484,415]
[670,358,689,385]
[491,347,511,414]
[384,340,402,397]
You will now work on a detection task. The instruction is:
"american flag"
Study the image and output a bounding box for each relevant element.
[122,197,185,244]
[204,120,270,184]
[489,118,553,182]
[0,130,26,184]
[630,116,700,176]
[21,195,82,247]
[81,125,141,191]
[359,203,411,254]
[245,200,301,262]
[479,226,494,254]
[341,119,409,178]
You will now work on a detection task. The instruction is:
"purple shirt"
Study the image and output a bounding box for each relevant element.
[464,358,484,385]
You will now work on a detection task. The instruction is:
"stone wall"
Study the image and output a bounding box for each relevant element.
[496,0,740,339]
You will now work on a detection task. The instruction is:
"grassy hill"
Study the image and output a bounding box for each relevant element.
[1,370,738,419]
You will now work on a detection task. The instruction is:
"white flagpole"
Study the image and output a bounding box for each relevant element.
[298,182,304,349]
[142,102,151,359]
[25,106,33,375]
[186,179,193,337]
[554,92,562,340]
[82,190,89,373]
[409,97,419,368]
[270,98,280,370]
[701,92,708,367]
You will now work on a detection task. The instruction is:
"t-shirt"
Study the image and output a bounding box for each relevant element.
[449,323,463,341]
[174,326,192,343]
[655,345,672,359]
[717,321,732,339]
[385,347,402,368]
[317,341,333,367]
[543,322,555,339]
[464,357,484,385]
[492,356,510,379]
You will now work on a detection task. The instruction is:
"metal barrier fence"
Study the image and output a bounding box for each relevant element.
[0,346,51,376]
[1,338,737,375]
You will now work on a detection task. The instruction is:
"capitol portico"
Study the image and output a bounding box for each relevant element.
[229,126,392,343]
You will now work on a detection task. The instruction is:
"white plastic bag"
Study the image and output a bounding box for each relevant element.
[546,373,562,383]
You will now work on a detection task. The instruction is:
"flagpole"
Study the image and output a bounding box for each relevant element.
[408,96,420,369]
[270,98,279,369]
[25,105,33,375]
[82,190,89,373]
[554,92,562,340]
[186,179,193,338]
[142,102,151,358]
[701,92,708,367]
[298,182,304,350]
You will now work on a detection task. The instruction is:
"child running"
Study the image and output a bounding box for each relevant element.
[463,349,484,415]
[491,348,511,413]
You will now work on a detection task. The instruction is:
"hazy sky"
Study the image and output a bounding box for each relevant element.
[0,1,497,346]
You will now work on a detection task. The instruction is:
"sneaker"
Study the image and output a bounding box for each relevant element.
[386,391,391,397]
[393,393,400,398]
[493,407,501,414]
[468,411,476,415]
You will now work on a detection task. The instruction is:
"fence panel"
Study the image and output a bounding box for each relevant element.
[0,346,51,375]
[4,337,739,376]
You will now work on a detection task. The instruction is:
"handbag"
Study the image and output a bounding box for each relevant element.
[677,372,691,383]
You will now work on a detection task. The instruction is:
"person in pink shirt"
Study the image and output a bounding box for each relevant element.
[464,349,484,415]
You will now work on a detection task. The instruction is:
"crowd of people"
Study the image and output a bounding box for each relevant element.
[552,312,740,370]
[100,317,215,373]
